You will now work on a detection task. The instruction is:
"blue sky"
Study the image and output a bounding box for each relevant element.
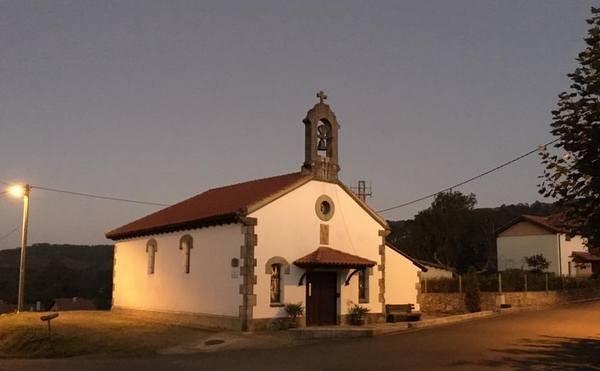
[0,1,594,246]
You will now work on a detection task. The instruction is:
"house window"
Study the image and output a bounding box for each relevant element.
[270,264,282,304]
[358,269,369,303]
[146,239,157,275]
[179,235,193,274]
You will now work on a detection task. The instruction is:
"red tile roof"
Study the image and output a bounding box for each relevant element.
[106,172,310,240]
[571,251,600,262]
[294,246,377,268]
[496,213,569,235]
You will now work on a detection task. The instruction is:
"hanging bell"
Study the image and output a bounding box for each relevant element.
[317,138,328,151]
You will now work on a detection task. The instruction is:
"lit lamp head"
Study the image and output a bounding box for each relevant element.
[8,184,26,198]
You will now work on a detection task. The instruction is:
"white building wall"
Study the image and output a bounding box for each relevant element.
[250,180,384,319]
[496,235,560,274]
[559,234,588,277]
[385,246,421,311]
[113,223,243,316]
[418,266,454,280]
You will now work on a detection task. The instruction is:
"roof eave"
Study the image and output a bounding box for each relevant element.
[385,243,428,272]
[495,215,562,236]
[106,212,241,241]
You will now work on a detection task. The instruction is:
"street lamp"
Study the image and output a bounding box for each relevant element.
[8,184,31,312]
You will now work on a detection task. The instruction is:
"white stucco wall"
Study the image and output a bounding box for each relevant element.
[385,246,421,311]
[559,234,588,277]
[250,180,385,319]
[113,223,243,316]
[496,235,560,274]
[418,266,454,280]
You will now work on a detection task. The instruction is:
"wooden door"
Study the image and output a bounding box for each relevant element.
[306,271,337,326]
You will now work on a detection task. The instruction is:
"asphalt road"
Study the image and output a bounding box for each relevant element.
[3,301,600,370]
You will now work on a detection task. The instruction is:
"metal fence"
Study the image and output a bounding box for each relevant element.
[421,271,600,293]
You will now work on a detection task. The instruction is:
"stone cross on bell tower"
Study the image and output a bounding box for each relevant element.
[301,91,340,180]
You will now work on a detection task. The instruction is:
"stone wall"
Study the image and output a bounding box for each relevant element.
[418,288,600,313]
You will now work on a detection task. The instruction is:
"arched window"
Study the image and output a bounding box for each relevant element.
[316,120,332,157]
[265,257,290,306]
[179,235,193,274]
[358,268,369,303]
[146,239,157,275]
[270,264,282,304]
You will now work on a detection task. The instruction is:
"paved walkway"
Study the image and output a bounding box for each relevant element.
[2,301,600,370]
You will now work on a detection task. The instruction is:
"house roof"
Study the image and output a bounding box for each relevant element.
[385,243,428,272]
[294,246,377,268]
[413,258,454,272]
[106,172,311,240]
[107,170,389,240]
[495,214,569,235]
[571,251,600,262]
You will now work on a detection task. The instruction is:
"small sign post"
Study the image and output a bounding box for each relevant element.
[40,313,59,343]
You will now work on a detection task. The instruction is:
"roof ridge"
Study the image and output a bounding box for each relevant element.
[204,171,305,193]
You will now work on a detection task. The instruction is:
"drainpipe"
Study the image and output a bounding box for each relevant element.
[557,234,563,277]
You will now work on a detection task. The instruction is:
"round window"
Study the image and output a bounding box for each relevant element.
[315,195,335,221]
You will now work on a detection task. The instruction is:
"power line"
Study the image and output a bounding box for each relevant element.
[0,227,19,242]
[376,138,560,213]
[1,179,168,206]
[31,185,170,207]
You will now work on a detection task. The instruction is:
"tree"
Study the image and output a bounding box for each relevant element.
[524,254,550,273]
[539,7,600,250]
[398,191,489,273]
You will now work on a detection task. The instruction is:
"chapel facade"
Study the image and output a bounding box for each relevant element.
[106,93,424,330]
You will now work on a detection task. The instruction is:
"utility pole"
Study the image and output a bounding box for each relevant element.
[17,184,31,313]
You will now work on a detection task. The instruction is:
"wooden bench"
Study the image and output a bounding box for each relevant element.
[386,304,421,322]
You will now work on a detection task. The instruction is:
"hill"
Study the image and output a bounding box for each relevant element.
[0,244,113,309]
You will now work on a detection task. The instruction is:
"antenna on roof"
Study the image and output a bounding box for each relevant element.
[350,180,372,203]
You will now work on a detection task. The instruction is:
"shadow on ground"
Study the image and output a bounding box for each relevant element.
[449,335,600,370]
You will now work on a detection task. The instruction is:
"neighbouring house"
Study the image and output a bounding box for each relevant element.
[52,297,97,311]
[496,214,588,276]
[415,260,455,280]
[570,251,600,277]
[106,94,426,331]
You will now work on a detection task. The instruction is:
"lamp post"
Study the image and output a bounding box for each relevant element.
[9,184,31,312]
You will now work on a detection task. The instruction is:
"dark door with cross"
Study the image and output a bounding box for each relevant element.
[306,271,338,326]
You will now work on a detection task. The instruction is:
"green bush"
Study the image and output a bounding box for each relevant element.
[463,268,481,313]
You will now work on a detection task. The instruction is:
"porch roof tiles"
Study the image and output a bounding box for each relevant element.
[294,246,377,269]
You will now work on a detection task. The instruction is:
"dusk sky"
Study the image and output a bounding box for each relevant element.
[0,1,594,247]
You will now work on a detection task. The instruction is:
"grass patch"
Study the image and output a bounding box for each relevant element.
[0,311,211,358]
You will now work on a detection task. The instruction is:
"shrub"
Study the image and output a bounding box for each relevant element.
[284,302,304,320]
[525,254,550,273]
[463,267,481,312]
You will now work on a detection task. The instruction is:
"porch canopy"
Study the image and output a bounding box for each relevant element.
[294,246,376,269]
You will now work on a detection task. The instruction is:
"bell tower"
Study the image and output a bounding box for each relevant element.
[301,91,341,180]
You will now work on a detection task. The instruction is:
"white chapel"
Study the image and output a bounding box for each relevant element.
[106,93,425,330]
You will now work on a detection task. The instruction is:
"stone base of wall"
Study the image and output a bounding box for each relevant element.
[253,313,386,330]
[252,316,305,331]
[339,313,386,326]
[418,288,600,313]
[112,306,241,331]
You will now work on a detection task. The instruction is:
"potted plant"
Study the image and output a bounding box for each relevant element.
[348,303,370,326]
[284,302,304,328]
